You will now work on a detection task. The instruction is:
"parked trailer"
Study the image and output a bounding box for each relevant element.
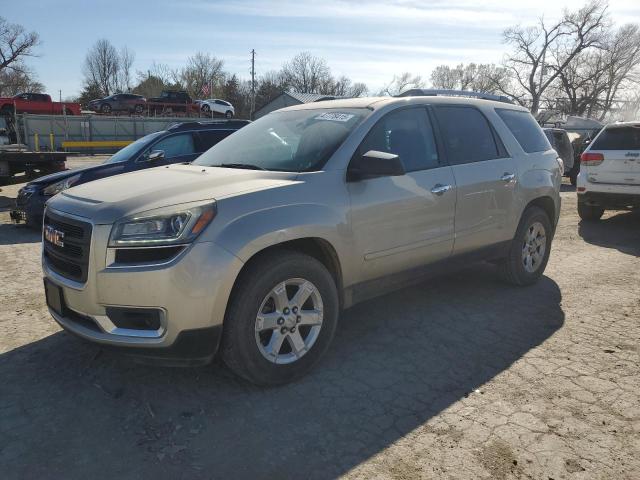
[0,150,67,185]
[14,113,213,153]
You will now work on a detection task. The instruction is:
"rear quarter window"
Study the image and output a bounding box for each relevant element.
[591,126,640,150]
[497,109,550,153]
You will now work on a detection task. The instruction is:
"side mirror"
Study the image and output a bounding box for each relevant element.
[147,150,165,162]
[347,150,405,182]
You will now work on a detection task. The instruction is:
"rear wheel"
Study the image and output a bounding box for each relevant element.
[578,202,604,221]
[202,104,211,113]
[134,104,144,114]
[222,250,339,386]
[498,206,552,286]
[225,110,233,119]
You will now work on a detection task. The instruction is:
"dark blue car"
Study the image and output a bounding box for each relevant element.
[11,120,249,227]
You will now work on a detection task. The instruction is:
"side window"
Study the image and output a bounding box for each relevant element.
[151,133,195,159]
[197,130,234,152]
[496,109,550,153]
[434,106,501,165]
[358,108,439,172]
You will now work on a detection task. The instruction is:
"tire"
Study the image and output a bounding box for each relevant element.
[134,104,144,114]
[225,110,233,119]
[202,104,211,113]
[100,103,112,114]
[64,108,74,116]
[221,250,339,386]
[578,202,604,221]
[498,206,553,286]
[569,171,577,186]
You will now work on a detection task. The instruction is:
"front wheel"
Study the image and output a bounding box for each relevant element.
[221,251,339,386]
[100,103,112,114]
[498,206,553,286]
[578,203,604,221]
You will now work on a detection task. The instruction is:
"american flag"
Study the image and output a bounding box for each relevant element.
[201,83,210,96]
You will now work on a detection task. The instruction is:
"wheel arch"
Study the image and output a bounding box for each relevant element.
[524,195,557,229]
[227,237,345,313]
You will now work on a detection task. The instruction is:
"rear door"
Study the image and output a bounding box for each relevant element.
[196,129,236,153]
[586,125,640,185]
[433,105,517,254]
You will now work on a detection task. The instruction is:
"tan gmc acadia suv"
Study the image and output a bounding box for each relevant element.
[42,91,561,385]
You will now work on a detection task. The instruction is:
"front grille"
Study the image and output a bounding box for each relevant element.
[43,211,92,282]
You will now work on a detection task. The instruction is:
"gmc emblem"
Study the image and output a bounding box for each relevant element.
[44,225,65,247]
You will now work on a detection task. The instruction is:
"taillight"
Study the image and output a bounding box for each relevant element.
[581,152,604,166]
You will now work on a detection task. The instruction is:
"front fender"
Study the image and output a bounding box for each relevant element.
[213,202,355,283]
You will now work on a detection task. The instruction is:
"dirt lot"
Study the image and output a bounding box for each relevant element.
[0,161,638,479]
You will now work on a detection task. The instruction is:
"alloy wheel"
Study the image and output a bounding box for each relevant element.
[254,278,324,364]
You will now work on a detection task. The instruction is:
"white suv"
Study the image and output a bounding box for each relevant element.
[577,121,640,220]
[197,99,235,118]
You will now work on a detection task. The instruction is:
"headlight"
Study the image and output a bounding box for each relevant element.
[108,202,216,247]
[43,174,81,196]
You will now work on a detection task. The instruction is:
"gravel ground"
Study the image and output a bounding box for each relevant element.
[0,161,638,480]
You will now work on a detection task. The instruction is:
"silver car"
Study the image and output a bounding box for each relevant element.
[42,94,561,385]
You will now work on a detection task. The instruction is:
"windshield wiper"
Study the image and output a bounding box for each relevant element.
[218,163,266,171]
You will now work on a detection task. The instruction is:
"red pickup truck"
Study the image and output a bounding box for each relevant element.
[0,93,82,116]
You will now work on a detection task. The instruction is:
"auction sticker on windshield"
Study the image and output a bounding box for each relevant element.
[315,112,355,122]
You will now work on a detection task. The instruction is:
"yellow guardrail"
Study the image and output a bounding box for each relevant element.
[62,140,133,149]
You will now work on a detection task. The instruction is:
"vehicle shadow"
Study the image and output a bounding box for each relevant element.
[0,222,40,245]
[0,265,564,480]
[578,211,640,257]
[560,183,576,193]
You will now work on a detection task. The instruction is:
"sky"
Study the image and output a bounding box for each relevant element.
[3,0,640,99]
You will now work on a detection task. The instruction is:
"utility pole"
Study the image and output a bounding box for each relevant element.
[59,90,62,102]
[250,49,256,120]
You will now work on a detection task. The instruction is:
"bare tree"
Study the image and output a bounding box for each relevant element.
[281,52,332,94]
[551,23,640,118]
[430,65,461,90]
[379,72,425,96]
[118,46,135,92]
[431,63,512,94]
[0,67,44,96]
[178,52,225,98]
[83,39,121,96]
[0,17,39,73]
[501,0,609,113]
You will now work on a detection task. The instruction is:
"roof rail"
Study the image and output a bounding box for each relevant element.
[397,89,514,104]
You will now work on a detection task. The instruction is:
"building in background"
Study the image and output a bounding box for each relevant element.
[254,92,343,119]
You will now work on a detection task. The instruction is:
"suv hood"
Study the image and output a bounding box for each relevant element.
[30,164,97,186]
[47,163,298,224]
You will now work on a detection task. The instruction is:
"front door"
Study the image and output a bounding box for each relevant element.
[348,106,456,282]
[136,132,200,169]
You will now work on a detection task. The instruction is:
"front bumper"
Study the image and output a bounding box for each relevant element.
[43,210,244,364]
[11,188,47,226]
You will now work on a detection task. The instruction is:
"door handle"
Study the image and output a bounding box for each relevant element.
[431,184,452,196]
[501,172,516,182]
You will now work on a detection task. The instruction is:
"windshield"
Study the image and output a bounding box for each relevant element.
[102,131,164,164]
[194,108,369,172]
